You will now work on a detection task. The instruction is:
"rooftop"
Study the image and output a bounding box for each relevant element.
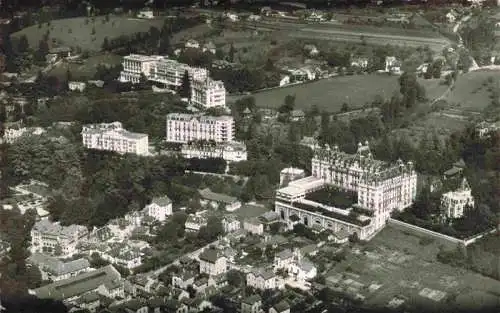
[31,265,122,300]
[32,220,87,238]
[198,188,238,204]
[151,196,171,206]
[249,268,275,280]
[123,54,164,62]
[242,294,261,305]
[199,248,221,263]
[273,300,290,312]
[166,113,234,123]
[29,253,90,276]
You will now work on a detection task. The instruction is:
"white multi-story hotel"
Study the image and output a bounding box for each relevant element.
[119,54,226,108]
[441,178,475,219]
[166,113,235,143]
[181,140,247,162]
[191,77,226,109]
[149,57,208,89]
[275,142,418,240]
[119,54,164,83]
[31,220,89,256]
[81,122,149,156]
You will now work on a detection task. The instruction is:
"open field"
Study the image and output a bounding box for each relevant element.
[228,74,448,113]
[13,16,165,51]
[48,53,122,79]
[444,69,500,112]
[325,226,500,311]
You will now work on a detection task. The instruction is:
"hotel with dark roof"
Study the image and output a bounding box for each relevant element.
[275,142,417,240]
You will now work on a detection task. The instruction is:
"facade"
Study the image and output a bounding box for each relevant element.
[31,220,88,256]
[137,9,154,19]
[3,127,45,144]
[198,248,227,276]
[191,77,226,109]
[222,215,241,233]
[101,248,142,270]
[144,196,172,222]
[81,121,149,156]
[273,249,316,282]
[181,140,247,162]
[119,54,164,83]
[243,218,264,235]
[166,113,235,143]
[246,268,280,290]
[275,142,417,240]
[29,253,91,281]
[280,167,306,187]
[385,56,401,74]
[30,265,124,303]
[150,58,208,89]
[441,178,475,219]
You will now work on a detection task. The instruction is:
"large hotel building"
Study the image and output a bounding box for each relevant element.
[119,54,226,108]
[166,113,235,143]
[81,122,149,156]
[275,142,417,240]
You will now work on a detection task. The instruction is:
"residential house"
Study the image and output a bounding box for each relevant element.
[183,297,212,312]
[185,39,200,49]
[246,268,281,290]
[185,212,208,232]
[241,294,263,313]
[441,178,475,219]
[243,217,264,235]
[279,75,291,87]
[148,298,189,313]
[303,44,319,57]
[203,42,216,54]
[111,299,149,313]
[137,9,154,19]
[172,270,196,289]
[144,196,172,222]
[30,265,124,303]
[385,56,401,74]
[443,159,466,180]
[351,57,369,70]
[222,215,241,233]
[74,291,108,312]
[476,121,500,138]
[68,81,86,92]
[193,276,209,293]
[274,249,317,282]
[225,12,239,22]
[199,248,227,276]
[208,273,228,289]
[198,188,241,212]
[49,46,72,58]
[290,110,305,122]
[274,249,295,270]
[28,253,91,281]
[248,14,261,21]
[269,301,290,313]
[101,245,142,270]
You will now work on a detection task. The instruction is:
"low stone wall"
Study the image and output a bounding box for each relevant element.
[388,218,498,247]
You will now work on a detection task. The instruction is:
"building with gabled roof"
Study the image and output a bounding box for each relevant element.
[181,140,247,163]
[241,294,263,313]
[246,268,281,290]
[28,253,91,282]
[144,196,172,222]
[269,301,290,313]
[30,220,88,256]
[198,247,227,276]
[199,188,241,212]
[30,265,124,303]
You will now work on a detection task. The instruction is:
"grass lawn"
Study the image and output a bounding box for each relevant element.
[228,74,448,113]
[49,53,122,79]
[325,226,500,310]
[233,204,269,221]
[444,70,500,112]
[13,16,165,51]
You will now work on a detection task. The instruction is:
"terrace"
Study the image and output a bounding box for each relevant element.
[305,187,357,210]
[292,201,370,227]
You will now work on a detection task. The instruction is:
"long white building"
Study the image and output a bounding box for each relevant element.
[181,140,247,162]
[119,54,226,108]
[275,142,418,240]
[119,54,164,83]
[81,122,149,156]
[191,77,226,109]
[166,113,234,143]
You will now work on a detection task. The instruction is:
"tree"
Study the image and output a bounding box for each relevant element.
[102,37,110,51]
[341,102,349,113]
[226,269,243,287]
[179,70,191,100]
[17,35,30,54]
[279,94,295,113]
[91,26,96,35]
[228,43,236,62]
[35,39,49,64]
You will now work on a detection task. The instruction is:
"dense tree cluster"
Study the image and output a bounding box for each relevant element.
[211,67,280,93]
[460,13,496,66]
